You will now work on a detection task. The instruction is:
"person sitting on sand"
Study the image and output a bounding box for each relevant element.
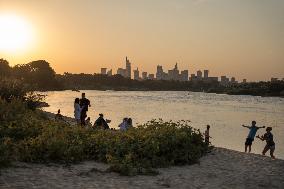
[55,109,64,121]
[74,98,82,125]
[256,127,275,159]
[242,121,265,153]
[127,118,133,130]
[204,125,211,145]
[86,117,92,128]
[94,113,110,130]
[119,118,128,131]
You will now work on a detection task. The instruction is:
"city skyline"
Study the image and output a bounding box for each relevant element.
[101,56,239,83]
[0,0,283,81]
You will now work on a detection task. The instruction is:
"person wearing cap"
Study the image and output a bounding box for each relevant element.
[257,127,276,159]
[242,121,265,153]
[94,113,110,130]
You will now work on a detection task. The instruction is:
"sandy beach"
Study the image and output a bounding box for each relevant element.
[1,147,283,189]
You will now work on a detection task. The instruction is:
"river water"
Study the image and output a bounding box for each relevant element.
[42,90,284,159]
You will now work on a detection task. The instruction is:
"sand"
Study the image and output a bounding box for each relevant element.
[1,111,283,188]
[1,148,284,189]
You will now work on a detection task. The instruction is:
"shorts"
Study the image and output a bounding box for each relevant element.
[264,144,275,151]
[245,138,254,145]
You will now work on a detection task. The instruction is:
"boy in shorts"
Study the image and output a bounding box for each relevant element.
[242,121,265,153]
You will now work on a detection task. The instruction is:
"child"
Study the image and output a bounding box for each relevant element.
[55,109,63,121]
[204,125,211,145]
[242,121,265,153]
[257,127,275,159]
[85,117,92,128]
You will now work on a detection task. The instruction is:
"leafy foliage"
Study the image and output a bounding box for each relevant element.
[0,100,208,175]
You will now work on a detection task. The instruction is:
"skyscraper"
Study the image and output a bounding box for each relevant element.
[117,68,126,77]
[180,70,189,81]
[142,72,148,80]
[197,70,202,79]
[107,69,112,76]
[133,68,139,80]
[101,68,107,75]
[125,56,131,79]
[156,65,163,80]
[168,63,179,80]
[204,70,209,79]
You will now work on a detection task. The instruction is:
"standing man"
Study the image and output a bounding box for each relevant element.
[80,93,91,126]
[242,121,265,153]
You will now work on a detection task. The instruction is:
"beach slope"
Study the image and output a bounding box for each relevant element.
[1,148,283,189]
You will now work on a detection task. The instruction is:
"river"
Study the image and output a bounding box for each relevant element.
[42,90,284,159]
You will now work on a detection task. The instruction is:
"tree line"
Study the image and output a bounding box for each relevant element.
[1,58,283,97]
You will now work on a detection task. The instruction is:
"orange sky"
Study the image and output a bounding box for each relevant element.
[0,0,283,81]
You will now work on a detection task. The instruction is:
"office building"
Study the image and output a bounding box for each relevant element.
[107,69,112,76]
[142,72,148,80]
[148,74,155,80]
[204,70,209,79]
[133,68,139,80]
[197,70,202,79]
[125,56,131,79]
[101,68,107,75]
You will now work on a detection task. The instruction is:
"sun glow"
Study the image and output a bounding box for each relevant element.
[0,14,34,53]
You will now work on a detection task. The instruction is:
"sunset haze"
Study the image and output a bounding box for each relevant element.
[0,0,283,81]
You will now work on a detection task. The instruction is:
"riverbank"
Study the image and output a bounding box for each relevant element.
[1,147,283,189]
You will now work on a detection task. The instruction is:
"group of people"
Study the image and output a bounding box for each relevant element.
[202,121,276,159]
[74,93,91,126]
[73,93,132,131]
[242,121,275,159]
[58,93,277,159]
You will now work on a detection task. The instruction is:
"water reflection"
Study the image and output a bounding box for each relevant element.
[42,90,284,159]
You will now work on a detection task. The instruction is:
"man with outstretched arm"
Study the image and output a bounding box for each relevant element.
[242,121,265,153]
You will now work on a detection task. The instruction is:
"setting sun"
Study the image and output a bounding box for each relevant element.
[0,14,33,52]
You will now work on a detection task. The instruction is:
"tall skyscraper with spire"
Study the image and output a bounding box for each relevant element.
[125,56,131,79]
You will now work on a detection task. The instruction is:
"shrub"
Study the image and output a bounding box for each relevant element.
[0,100,209,175]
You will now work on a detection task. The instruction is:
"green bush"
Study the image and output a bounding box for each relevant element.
[0,100,209,175]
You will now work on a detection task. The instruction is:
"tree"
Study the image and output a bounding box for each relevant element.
[0,59,12,78]
[13,60,61,90]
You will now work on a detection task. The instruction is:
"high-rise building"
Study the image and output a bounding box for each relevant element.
[191,74,196,81]
[101,68,107,75]
[180,70,189,81]
[197,70,202,79]
[204,70,209,79]
[168,63,179,80]
[133,68,139,80]
[142,72,148,80]
[148,74,155,80]
[125,56,131,79]
[117,68,126,77]
[231,77,236,83]
[156,65,163,80]
[221,76,229,85]
[242,79,247,83]
[107,69,112,76]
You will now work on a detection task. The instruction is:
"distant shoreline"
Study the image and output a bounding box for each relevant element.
[41,89,284,98]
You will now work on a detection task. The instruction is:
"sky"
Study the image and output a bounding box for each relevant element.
[0,0,283,81]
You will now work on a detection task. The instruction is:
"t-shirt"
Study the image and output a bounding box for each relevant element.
[264,133,275,146]
[247,126,259,139]
[80,98,90,112]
